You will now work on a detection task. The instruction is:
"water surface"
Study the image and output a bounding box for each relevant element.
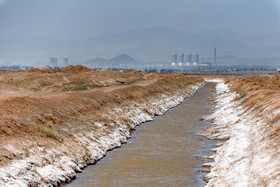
[67,83,216,187]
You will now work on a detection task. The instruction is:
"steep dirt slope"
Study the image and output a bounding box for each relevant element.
[202,75,280,186]
[0,66,203,186]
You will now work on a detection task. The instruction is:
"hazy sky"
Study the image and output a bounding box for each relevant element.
[0,0,279,40]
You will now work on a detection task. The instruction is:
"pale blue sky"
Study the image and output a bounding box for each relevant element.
[0,0,279,39]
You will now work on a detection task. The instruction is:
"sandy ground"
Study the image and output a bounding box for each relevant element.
[0,66,204,186]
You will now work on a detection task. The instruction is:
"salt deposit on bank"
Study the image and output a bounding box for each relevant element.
[203,79,280,186]
[0,82,204,187]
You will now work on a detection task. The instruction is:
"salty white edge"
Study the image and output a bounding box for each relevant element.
[0,81,205,187]
[204,79,280,187]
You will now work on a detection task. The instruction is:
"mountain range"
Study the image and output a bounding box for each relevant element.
[0,26,279,66]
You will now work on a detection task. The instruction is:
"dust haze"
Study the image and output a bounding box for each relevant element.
[0,0,279,66]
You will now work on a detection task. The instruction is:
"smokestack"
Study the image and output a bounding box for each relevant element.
[214,47,216,66]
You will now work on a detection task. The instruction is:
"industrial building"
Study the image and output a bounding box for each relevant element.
[171,53,177,66]
[61,58,69,68]
[171,47,217,67]
[192,53,199,65]
[213,47,216,66]
[171,52,199,66]
[49,58,58,67]
[185,53,192,66]
[49,57,69,68]
[177,53,184,66]
[200,62,212,66]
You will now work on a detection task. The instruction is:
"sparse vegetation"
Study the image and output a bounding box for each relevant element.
[0,65,203,172]
[72,86,88,91]
[32,123,61,142]
[238,91,245,99]
[125,78,146,85]
[67,83,107,91]
[229,75,280,107]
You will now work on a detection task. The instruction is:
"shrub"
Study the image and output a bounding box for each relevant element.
[72,86,88,91]
[32,123,61,141]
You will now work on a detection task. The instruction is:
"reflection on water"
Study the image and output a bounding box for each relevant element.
[67,83,217,187]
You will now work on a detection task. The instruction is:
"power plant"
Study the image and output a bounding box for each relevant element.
[171,48,216,67]
[171,52,200,67]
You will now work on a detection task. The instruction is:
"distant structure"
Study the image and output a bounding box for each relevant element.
[200,62,212,66]
[177,53,184,66]
[49,57,58,67]
[214,47,217,66]
[170,52,205,67]
[61,58,69,68]
[192,53,199,65]
[171,53,177,66]
[185,53,192,66]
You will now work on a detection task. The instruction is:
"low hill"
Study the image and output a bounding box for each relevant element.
[84,54,139,68]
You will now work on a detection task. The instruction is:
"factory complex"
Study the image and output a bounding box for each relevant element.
[171,48,216,67]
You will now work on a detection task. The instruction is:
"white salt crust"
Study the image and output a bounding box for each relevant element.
[0,82,204,187]
[203,79,280,187]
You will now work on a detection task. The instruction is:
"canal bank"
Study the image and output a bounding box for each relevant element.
[202,78,280,186]
[0,70,208,186]
[66,83,217,187]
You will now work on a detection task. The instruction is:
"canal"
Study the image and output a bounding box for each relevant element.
[66,83,217,187]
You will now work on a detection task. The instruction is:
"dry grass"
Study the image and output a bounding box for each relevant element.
[247,94,266,106]
[0,67,204,168]
[230,82,244,92]
[228,75,280,106]
[32,123,61,142]
[0,67,203,145]
[224,80,230,84]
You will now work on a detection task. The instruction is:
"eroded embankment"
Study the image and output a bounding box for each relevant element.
[202,76,280,186]
[0,67,204,187]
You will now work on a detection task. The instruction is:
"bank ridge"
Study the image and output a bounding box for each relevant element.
[202,79,280,186]
[0,81,205,187]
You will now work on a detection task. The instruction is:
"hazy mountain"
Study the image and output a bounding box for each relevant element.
[0,26,279,66]
[110,54,138,64]
[84,54,139,68]
[79,27,280,62]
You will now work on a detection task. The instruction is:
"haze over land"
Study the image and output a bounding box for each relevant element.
[0,0,279,66]
[0,1,280,186]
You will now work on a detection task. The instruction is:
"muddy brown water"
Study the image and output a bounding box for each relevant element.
[66,83,217,187]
